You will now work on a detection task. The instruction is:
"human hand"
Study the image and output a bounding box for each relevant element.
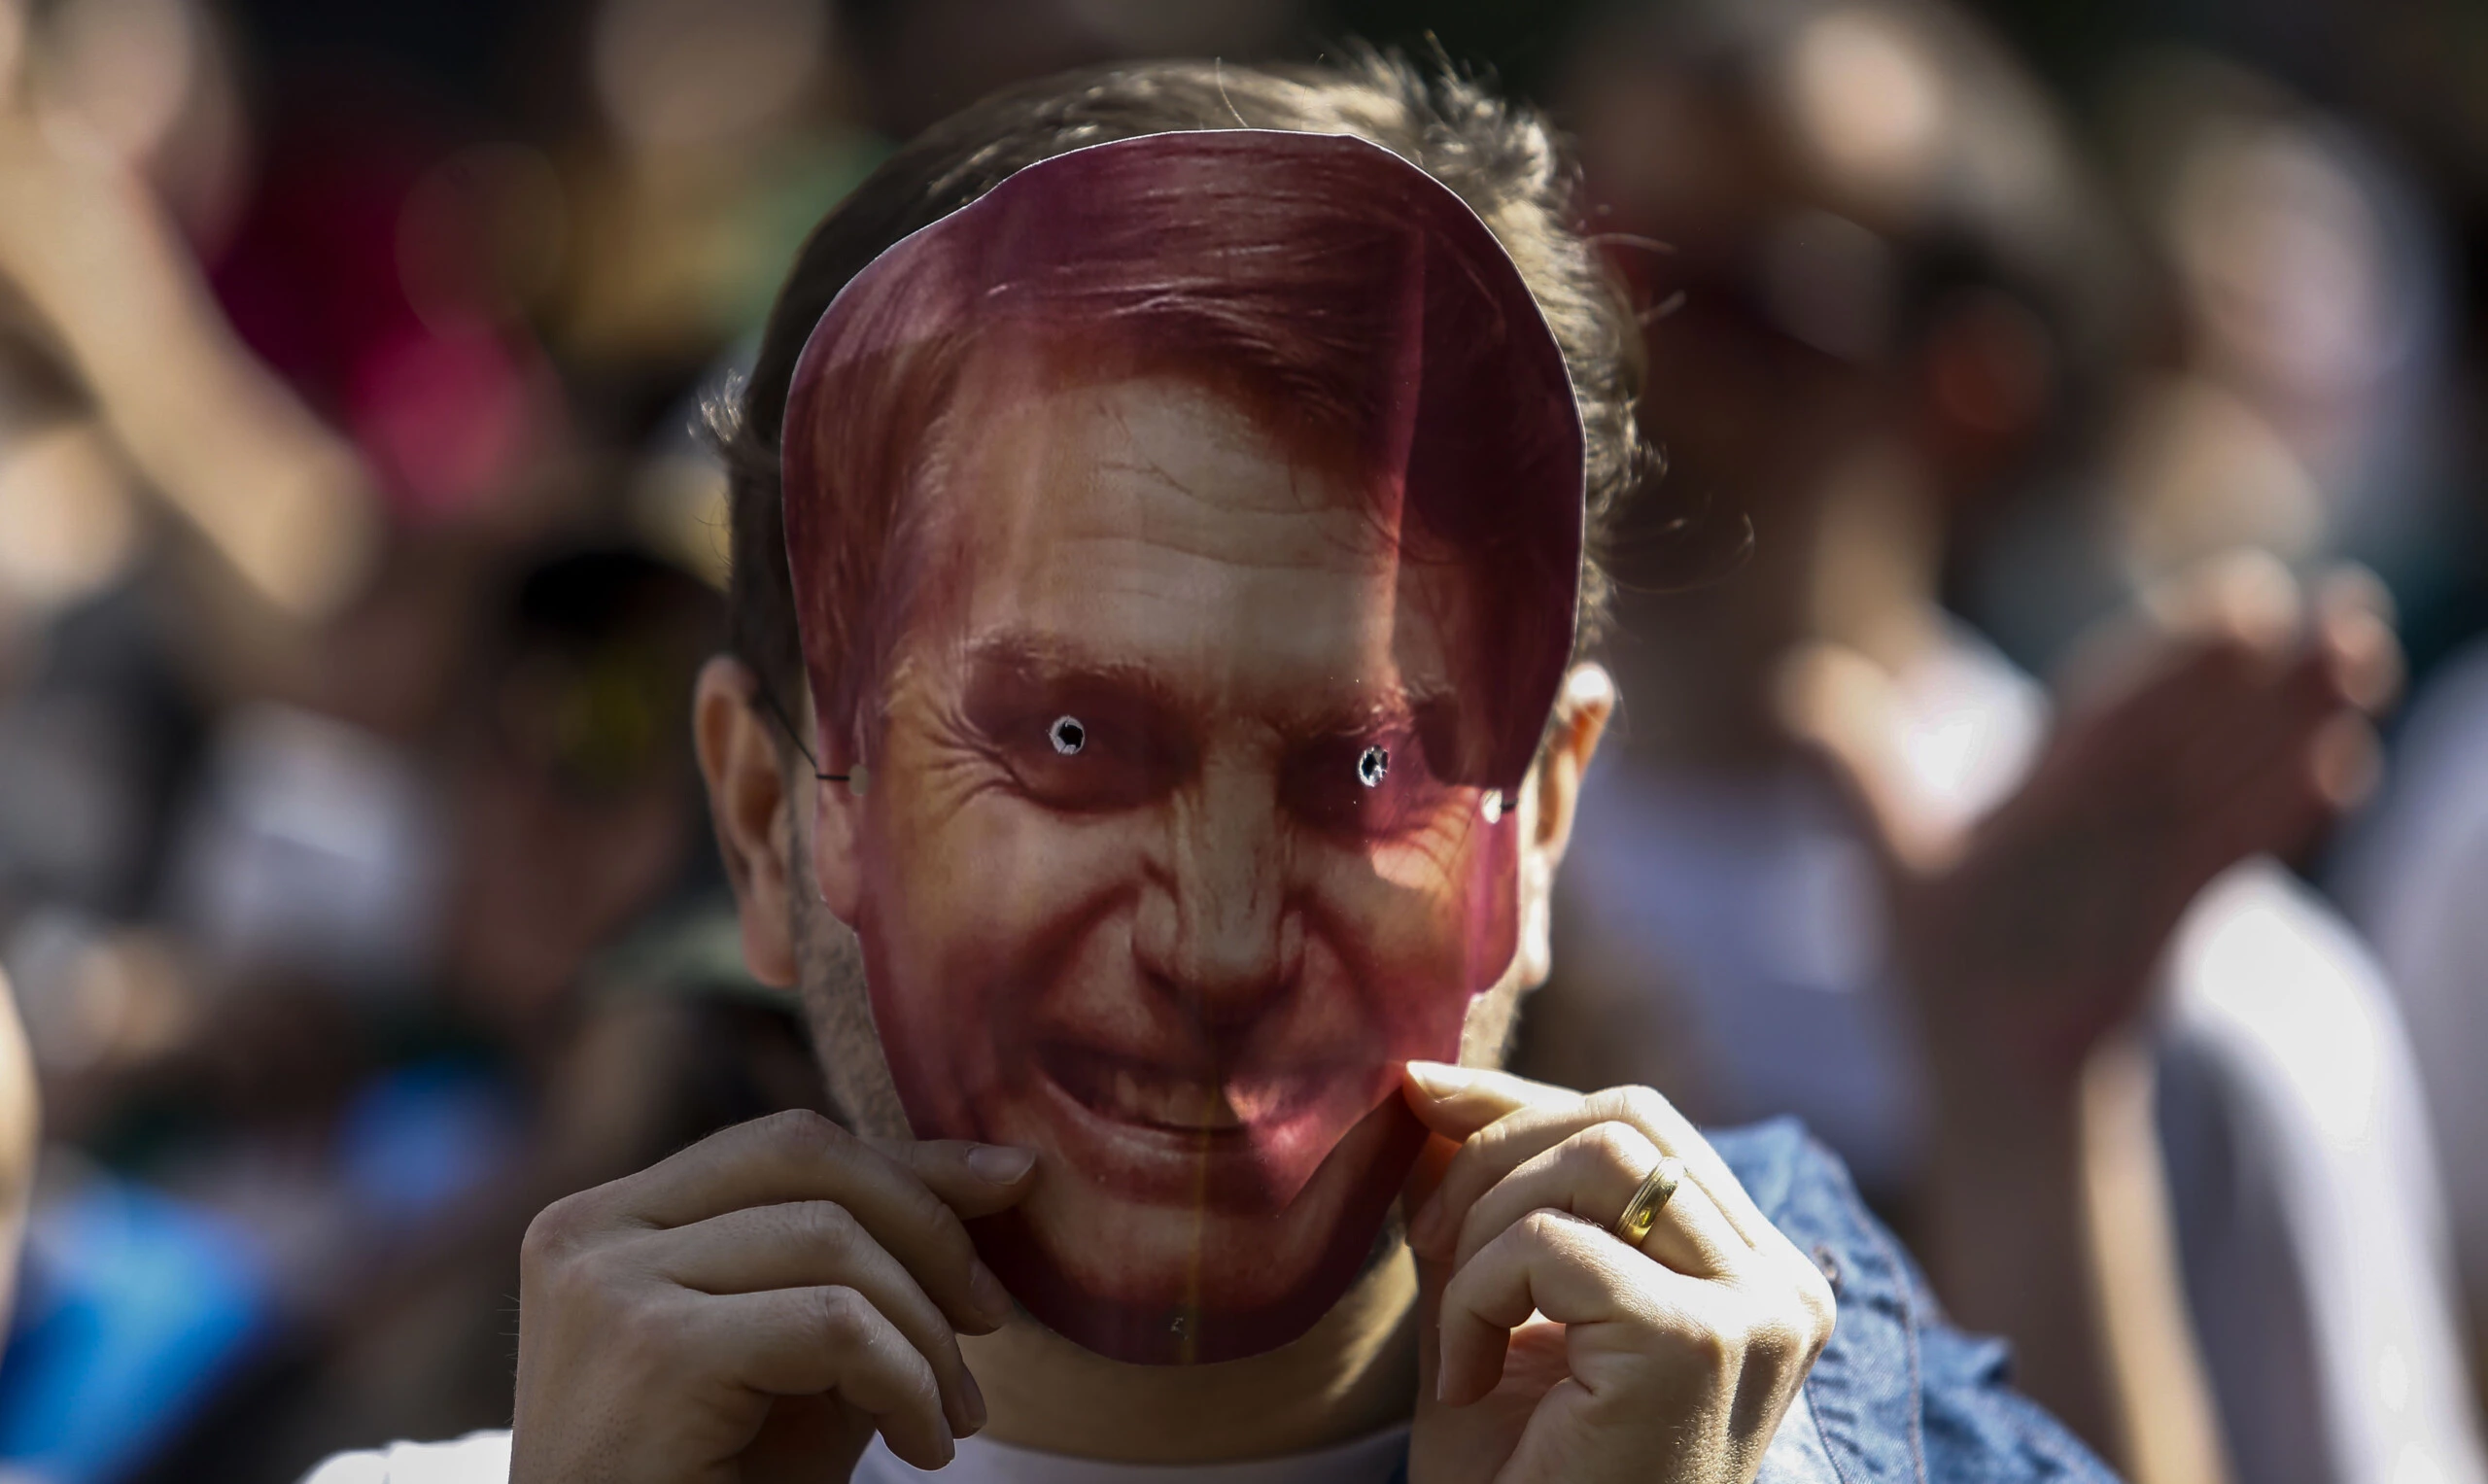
[1780,553,2397,1105]
[509,1109,1035,1484]
[0,63,378,621]
[1400,1064,1834,1484]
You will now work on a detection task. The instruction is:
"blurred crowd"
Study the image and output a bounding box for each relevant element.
[0,0,2481,1481]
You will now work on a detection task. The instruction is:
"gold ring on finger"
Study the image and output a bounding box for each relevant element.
[1611,1156,1685,1249]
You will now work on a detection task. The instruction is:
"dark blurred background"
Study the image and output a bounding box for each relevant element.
[0,1,2482,1481]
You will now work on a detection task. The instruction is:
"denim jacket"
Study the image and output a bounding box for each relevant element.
[1713,1119,2123,1484]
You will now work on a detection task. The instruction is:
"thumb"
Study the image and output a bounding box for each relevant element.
[1773,640,1952,877]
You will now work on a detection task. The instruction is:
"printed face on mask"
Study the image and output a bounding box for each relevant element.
[782,129,1583,1363]
[832,367,1523,1363]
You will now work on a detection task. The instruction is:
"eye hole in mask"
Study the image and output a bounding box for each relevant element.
[1050,715,1087,755]
[1356,745,1389,788]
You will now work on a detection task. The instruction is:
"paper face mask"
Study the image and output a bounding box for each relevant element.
[781,130,1582,1363]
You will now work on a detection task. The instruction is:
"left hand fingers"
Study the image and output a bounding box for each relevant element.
[1437,1121,1745,1281]
[1435,1207,1680,1406]
[1402,1064,1777,1255]
[1436,1208,1821,1423]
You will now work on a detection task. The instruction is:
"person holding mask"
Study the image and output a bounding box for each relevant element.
[302,54,2110,1484]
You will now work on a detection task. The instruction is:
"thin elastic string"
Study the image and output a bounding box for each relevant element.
[750,680,848,783]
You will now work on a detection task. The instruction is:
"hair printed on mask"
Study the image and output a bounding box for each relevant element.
[778,130,1584,793]
[714,55,1668,788]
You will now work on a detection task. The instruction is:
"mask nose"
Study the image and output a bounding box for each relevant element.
[1131,759,1301,1036]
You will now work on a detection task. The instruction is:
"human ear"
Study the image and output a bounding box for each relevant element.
[692,656,802,988]
[1511,663,1615,987]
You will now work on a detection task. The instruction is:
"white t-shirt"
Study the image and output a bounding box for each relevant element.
[300,1392,1850,1482]
[2336,640,2488,1326]
[299,1426,1413,1484]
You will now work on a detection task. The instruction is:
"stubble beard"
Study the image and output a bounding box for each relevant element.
[783,804,915,1141]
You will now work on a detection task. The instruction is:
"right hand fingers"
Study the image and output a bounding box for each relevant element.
[574,1110,1033,1332]
[682,1284,959,1470]
[606,1110,1035,1225]
[516,1114,1037,1478]
[635,1199,998,1438]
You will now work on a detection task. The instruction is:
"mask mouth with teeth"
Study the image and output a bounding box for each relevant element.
[782,130,1582,1364]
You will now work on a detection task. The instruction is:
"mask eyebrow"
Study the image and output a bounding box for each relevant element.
[1291,684,1458,741]
[958,630,1183,708]
[959,628,1461,742]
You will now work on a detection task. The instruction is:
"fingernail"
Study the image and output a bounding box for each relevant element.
[1404,1061,1469,1098]
[961,1367,988,1435]
[969,1260,1014,1327]
[967,1145,1035,1184]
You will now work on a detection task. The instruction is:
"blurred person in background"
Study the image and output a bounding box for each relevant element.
[1987,48,2488,1439]
[0,0,381,633]
[1962,50,2466,682]
[1525,3,2482,1484]
[0,8,840,1469]
[0,2,659,1475]
[534,0,883,602]
[2335,617,2488,1430]
[123,543,836,1484]
[547,0,881,442]
[2066,47,2488,1436]
[0,1,395,1475]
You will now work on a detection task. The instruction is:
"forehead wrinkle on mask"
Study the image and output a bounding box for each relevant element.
[893,361,1501,807]
[955,372,1403,649]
